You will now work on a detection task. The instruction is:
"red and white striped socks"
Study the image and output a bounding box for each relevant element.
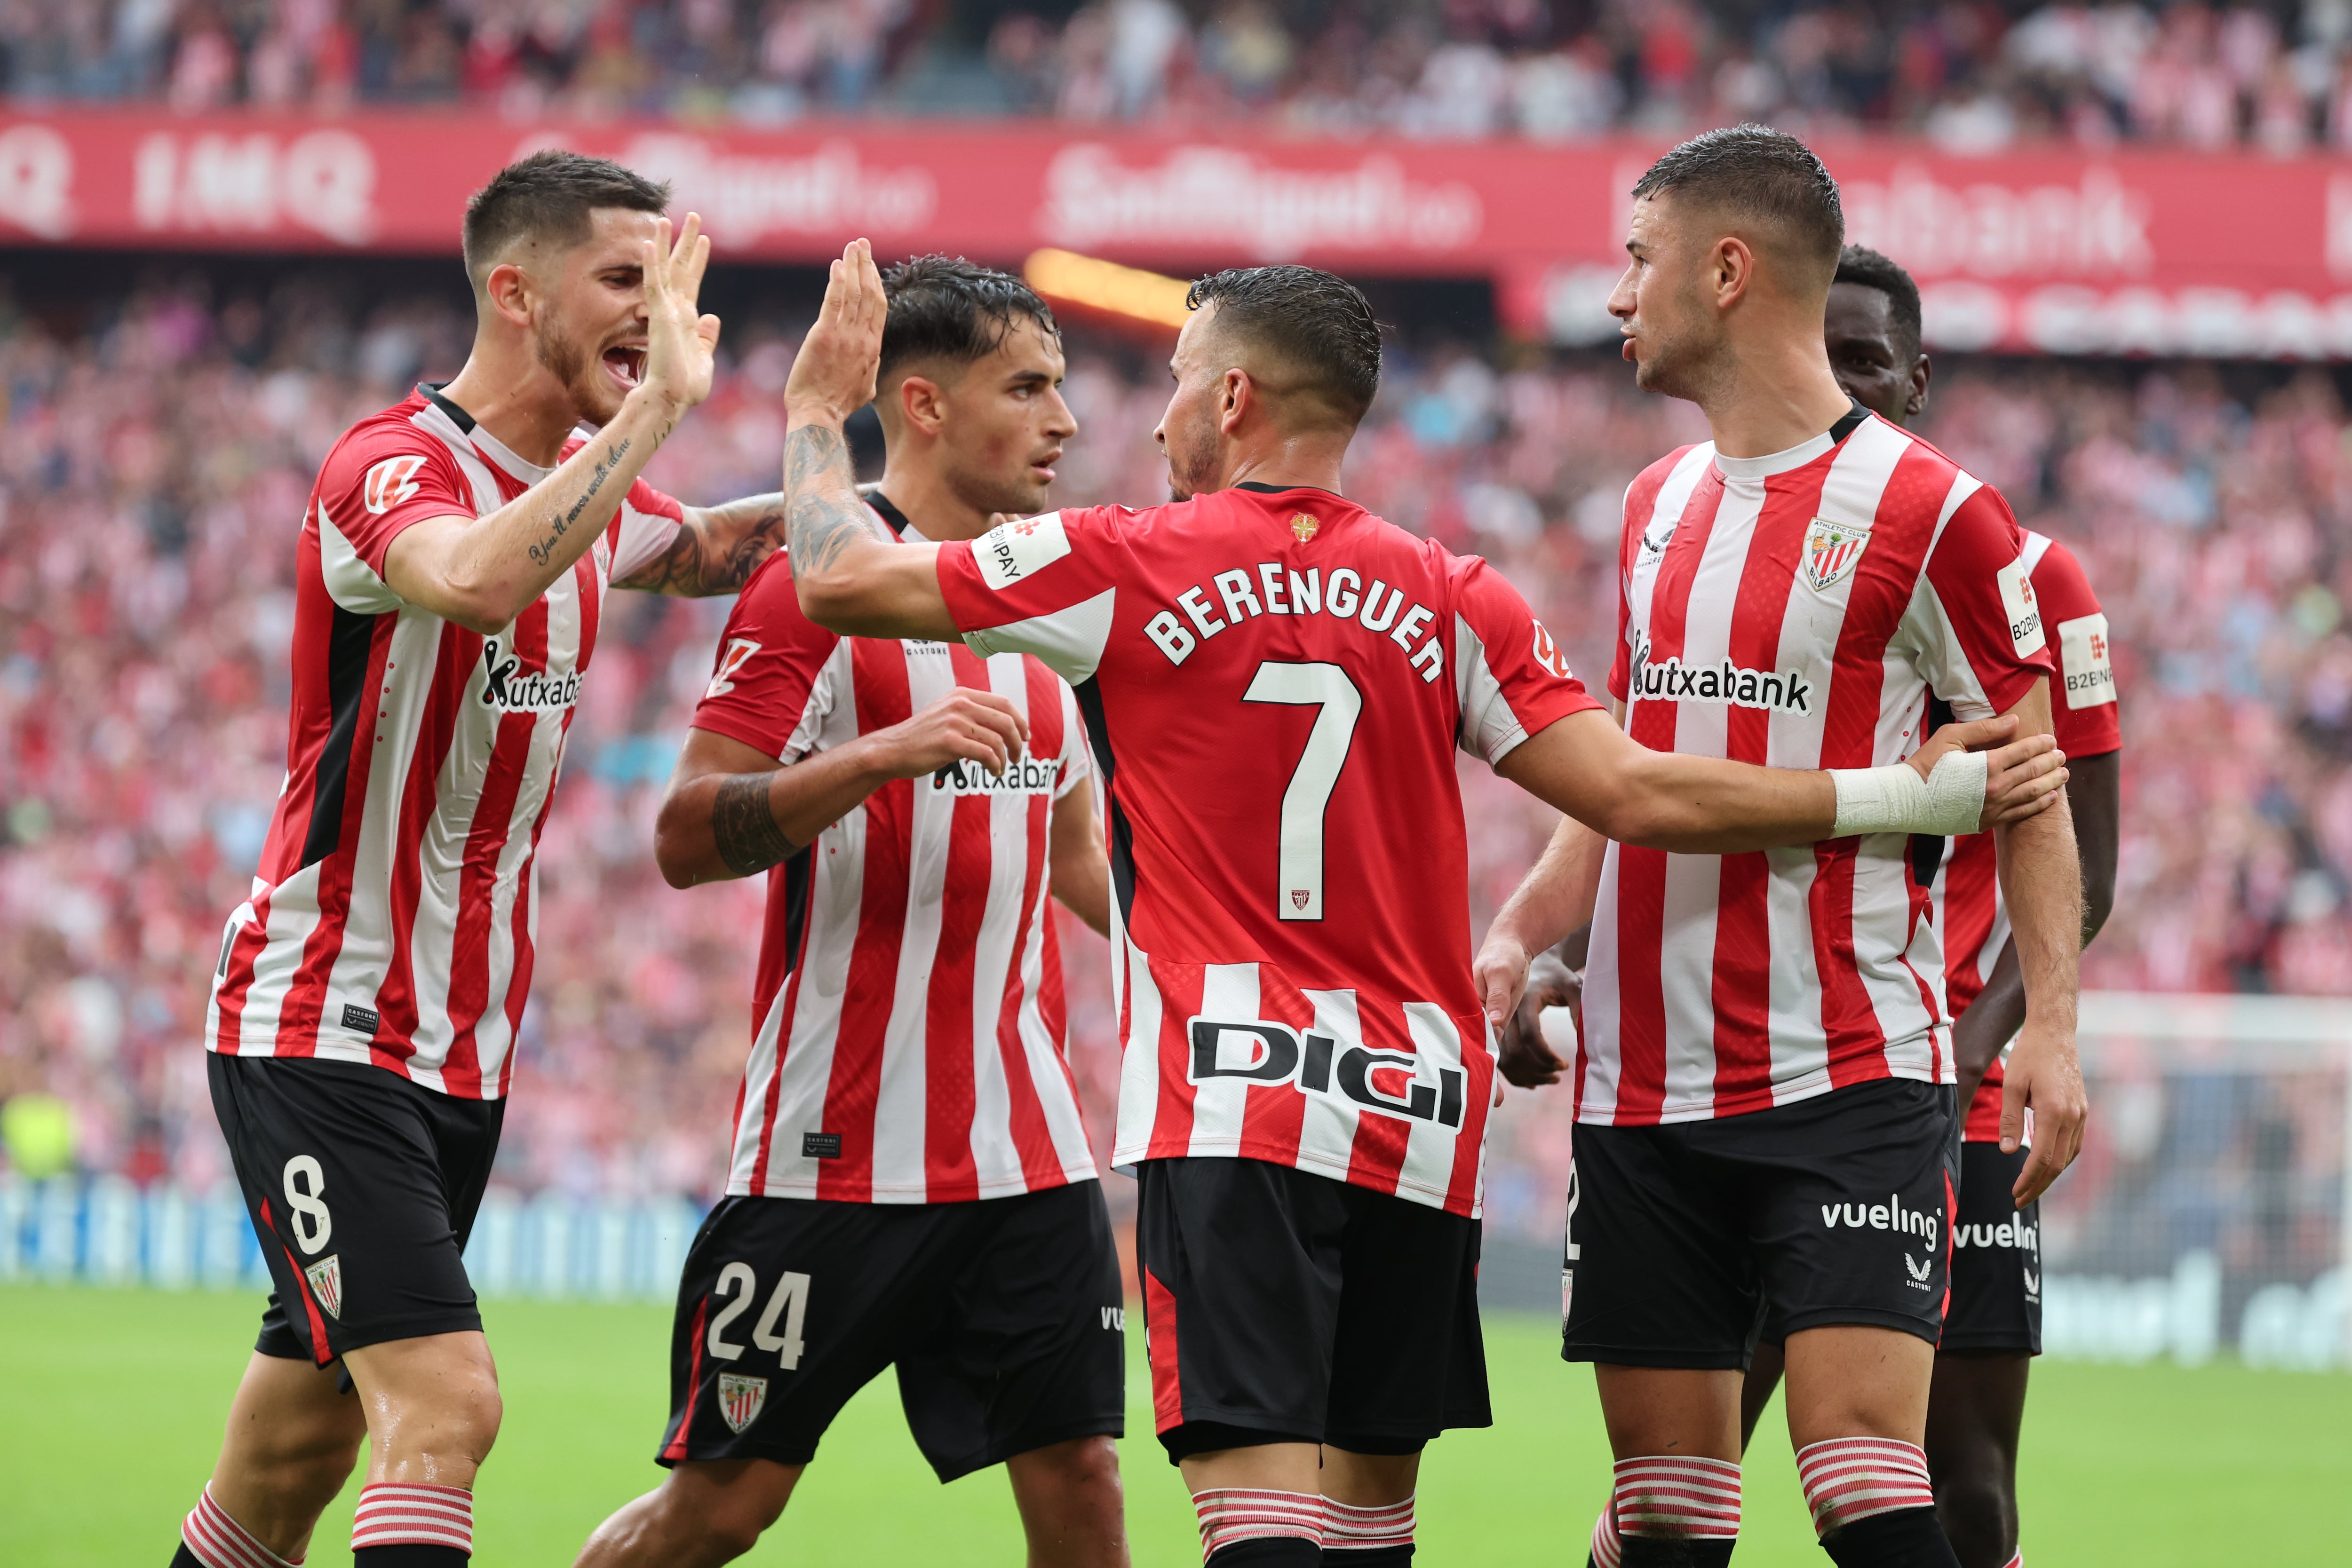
[181,1487,304,1568]
[350,1482,474,1560]
[1322,1493,1414,1559]
[1194,1489,1325,1560]
[1795,1437,1936,1537]
[1588,1497,1623,1568]
[1613,1455,1742,1541]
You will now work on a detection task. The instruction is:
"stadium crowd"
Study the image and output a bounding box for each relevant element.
[0,272,2346,1232]
[3,0,2352,152]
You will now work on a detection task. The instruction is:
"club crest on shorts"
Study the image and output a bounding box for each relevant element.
[1802,516,1871,593]
[304,1254,344,1321]
[717,1373,769,1433]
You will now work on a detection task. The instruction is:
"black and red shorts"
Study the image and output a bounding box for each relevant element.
[659,1180,1125,1483]
[1136,1156,1491,1463]
[1562,1078,1960,1368]
[208,1052,504,1366]
[1939,1140,2042,1355]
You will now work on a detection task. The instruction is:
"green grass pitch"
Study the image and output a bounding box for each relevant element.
[4,1284,2344,1564]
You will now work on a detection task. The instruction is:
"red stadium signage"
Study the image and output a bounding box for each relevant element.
[0,108,2345,357]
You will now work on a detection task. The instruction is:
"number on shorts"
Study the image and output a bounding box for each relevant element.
[1562,1159,1581,1263]
[707,1263,811,1370]
[1241,660,1363,922]
[281,1155,332,1255]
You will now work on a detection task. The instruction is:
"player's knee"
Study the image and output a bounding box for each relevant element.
[662,1465,792,1558]
[1035,1434,1121,1490]
[1932,1470,2014,1551]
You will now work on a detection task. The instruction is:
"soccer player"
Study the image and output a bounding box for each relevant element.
[1713,247,2118,1568]
[175,151,806,1568]
[767,240,2063,1568]
[571,258,1128,1567]
[1473,127,2090,1568]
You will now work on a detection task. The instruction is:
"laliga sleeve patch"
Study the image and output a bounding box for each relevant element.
[973,511,1072,590]
[1994,555,2047,658]
[2056,611,2115,709]
[362,454,429,515]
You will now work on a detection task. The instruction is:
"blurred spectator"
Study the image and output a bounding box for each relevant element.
[6,0,2352,148]
[6,272,2352,1247]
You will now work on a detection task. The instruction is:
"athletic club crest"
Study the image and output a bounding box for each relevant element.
[1291,513,1319,543]
[717,1373,770,1434]
[1801,516,1871,593]
[304,1254,344,1321]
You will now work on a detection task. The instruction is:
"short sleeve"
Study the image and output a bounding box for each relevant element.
[688,555,841,763]
[1606,494,1637,703]
[2028,538,2121,757]
[936,508,1125,685]
[607,477,687,584]
[1909,482,2055,721]
[1450,556,1604,765]
[313,427,473,614]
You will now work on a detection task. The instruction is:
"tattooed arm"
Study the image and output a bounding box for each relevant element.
[385,216,720,634]
[781,239,960,640]
[655,689,1030,887]
[614,491,789,598]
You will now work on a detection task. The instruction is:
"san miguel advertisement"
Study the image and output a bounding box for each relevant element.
[0,108,2345,357]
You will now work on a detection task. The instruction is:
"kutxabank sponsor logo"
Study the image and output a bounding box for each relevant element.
[930,754,1059,796]
[1626,635,1813,715]
[479,638,581,713]
[1185,1016,1465,1130]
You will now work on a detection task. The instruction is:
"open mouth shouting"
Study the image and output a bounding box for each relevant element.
[603,343,648,390]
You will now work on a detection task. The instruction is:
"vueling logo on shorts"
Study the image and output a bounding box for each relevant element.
[1820,1192,1939,1249]
[1627,634,1813,714]
[1953,1216,2039,1254]
[1185,1017,1465,1130]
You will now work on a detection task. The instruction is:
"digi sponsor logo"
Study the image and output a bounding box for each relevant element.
[1626,633,1814,715]
[1996,556,2049,657]
[974,511,1071,590]
[930,753,1061,796]
[705,637,761,699]
[362,454,428,515]
[1184,1016,1466,1130]
[479,637,582,713]
[2057,611,2115,711]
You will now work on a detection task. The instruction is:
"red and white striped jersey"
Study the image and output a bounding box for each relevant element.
[207,387,684,1098]
[935,485,1600,1217]
[695,504,1097,1203]
[1934,530,2119,1141]
[1578,408,2055,1127]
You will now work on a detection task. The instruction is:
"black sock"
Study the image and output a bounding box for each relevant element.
[353,1548,469,1567]
[169,1547,204,1568]
[1208,1538,1321,1567]
[1820,1506,1962,1568]
[1324,1549,1412,1567]
[1623,1539,1737,1567]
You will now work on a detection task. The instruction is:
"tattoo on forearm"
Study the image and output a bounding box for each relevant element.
[785,426,889,575]
[528,436,632,568]
[618,494,788,597]
[712,771,797,877]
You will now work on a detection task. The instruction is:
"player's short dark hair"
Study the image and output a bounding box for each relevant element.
[462,150,669,288]
[1184,265,1383,426]
[1833,245,1923,364]
[1630,125,1844,287]
[878,255,1060,381]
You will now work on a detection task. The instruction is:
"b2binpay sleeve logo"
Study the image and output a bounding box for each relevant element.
[1995,556,2048,659]
[974,511,1072,590]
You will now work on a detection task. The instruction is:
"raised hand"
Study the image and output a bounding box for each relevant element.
[869,687,1032,781]
[642,213,720,414]
[786,238,886,426]
[1911,713,2067,830]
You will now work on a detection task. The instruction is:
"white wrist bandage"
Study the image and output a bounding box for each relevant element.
[1829,751,1987,837]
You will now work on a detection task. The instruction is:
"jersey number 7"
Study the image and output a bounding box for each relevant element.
[1242,661,1364,922]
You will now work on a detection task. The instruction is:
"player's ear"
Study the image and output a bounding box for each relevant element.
[898,373,946,436]
[1220,367,1250,434]
[1908,353,1932,421]
[1713,235,1753,310]
[482,261,534,329]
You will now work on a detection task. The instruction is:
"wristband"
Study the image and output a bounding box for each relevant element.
[1829,751,1986,837]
